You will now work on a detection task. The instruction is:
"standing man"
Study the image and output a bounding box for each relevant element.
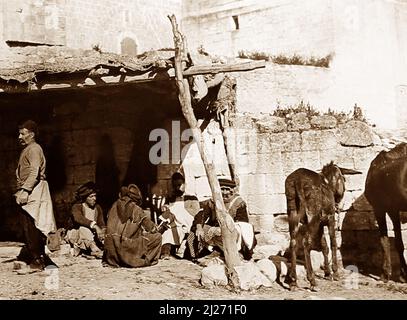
[15,120,56,272]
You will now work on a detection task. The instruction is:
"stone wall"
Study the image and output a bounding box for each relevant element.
[182,0,335,57]
[0,85,182,240]
[182,0,407,130]
[1,0,182,53]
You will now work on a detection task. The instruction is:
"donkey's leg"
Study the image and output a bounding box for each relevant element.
[320,225,332,279]
[328,215,340,281]
[389,211,407,283]
[375,210,391,282]
[303,228,317,291]
[288,218,299,290]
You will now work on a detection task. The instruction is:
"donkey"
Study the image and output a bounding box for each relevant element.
[285,162,361,291]
[365,142,407,282]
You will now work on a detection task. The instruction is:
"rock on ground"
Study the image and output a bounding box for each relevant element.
[256,259,277,283]
[200,265,228,288]
[235,262,273,290]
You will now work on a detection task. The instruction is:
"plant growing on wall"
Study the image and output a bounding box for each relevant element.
[238,50,334,68]
[272,101,369,126]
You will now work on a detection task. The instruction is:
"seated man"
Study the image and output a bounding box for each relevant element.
[103,184,162,268]
[66,182,106,259]
[186,178,257,262]
[159,172,200,259]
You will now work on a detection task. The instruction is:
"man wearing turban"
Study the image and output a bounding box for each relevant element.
[186,178,257,262]
[103,184,162,268]
[66,181,106,258]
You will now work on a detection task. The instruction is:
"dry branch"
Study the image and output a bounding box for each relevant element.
[168,14,242,288]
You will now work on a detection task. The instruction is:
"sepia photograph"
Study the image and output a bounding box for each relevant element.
[0,0,406,308]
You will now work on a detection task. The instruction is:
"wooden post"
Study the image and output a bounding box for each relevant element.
[168,14,242,287]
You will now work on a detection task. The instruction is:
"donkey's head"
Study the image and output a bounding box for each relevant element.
[321,161,362,204]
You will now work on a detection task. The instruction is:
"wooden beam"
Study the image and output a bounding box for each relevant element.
[183,60,266,76]
[0,59,265,94]
[169,14,242,289]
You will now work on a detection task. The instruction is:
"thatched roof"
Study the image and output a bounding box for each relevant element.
[0,46,175,83]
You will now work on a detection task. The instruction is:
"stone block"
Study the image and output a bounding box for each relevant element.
[241,174,266,196]
[54,116,73,132]
[234,154,251,175]
[310,115,337,129]
[344,173,366,192]
[352,147,378,171]
[234,129,258,155]
[339,121,375,147]
[71,164,95,185]
[253,244,286,260]
[235,262,273,290]
[71,129,99,147]
[54,102,82,116]
[299,150,322,171]
[0,243,23,258]
[71,111,106,130]
[287,112,311,132]
[265,174,286,194]
[339,191,357,211]
[104,127,134,146]
[249,214,274,233]
[66,145,97,166]
[254,152,284,175]
[256,133,273,154]
[232,114,256,130]
[273,214,289,233]
[281,152,307,176]
[300,129,338,151]
[254,116,287,133]
[256,259,278,283]
[330,147,355,170]
[270,132,302,152]
[248,194,286,215]
[200,265,228,288]
[310,250,326,271]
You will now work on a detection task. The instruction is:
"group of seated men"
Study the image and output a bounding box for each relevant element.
[66,173,257,268]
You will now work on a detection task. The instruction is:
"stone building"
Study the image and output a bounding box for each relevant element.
[0,0,405,275]
[0,0,182,54]
[182,0,407,130]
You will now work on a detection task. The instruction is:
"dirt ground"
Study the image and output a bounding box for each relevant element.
[0,242,406,300]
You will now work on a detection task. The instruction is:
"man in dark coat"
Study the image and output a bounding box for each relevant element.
[66,182,106,258]
[103,184,162,268]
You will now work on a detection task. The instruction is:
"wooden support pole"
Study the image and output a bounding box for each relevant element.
[168,14,242,287]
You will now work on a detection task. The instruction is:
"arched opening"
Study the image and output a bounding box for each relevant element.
[120,37,137,56]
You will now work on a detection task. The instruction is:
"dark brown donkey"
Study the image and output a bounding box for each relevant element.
[285,162,361,291]
[365,142,407,282]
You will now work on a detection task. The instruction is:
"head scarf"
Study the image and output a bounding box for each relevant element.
[120,184,143,207]
[75,181,98,203]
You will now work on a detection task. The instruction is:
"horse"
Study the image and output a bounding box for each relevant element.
[365,142,407,282]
